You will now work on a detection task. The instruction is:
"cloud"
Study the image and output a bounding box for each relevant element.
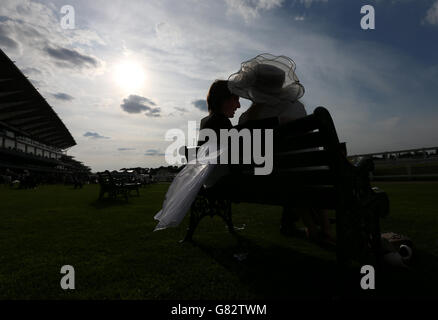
[121,95,161,117]
[174,107,188,113]
[423,1,438,25]
[154,22,184,48]
[295,16,305,21]
[118,148,136,151]
[83,132,110,139]
[52,92,74,101]
[44,46,99,69]
[192,99,208,111]
[145,149,165,156]
[0,34,19,49]
[21,67,42,75]
[376,116,400,130]
[0,25,19,49]
[225,0,284,21]
[0,0,105,77]
[300,0,328,8]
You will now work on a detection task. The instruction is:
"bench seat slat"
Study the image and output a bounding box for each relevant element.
[275,131,326,152]
[273,150,330,168]
[238,169,335,185]
[268,169,335,185]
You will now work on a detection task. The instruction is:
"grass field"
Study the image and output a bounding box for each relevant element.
[0,182,437,299]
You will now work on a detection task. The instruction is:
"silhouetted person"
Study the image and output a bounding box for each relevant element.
[228,53,334,245]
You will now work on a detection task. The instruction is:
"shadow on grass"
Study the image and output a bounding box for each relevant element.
[187,235,438,299]
[189,237,352,299]
[90,198,131,209]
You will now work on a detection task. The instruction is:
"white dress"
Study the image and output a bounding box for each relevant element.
[153,140,226,231]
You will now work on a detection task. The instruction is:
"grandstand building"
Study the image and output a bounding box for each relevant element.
[0,49,89,180]
[349,147,438,181]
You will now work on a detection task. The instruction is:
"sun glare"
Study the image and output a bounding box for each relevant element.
[113,60,145,92]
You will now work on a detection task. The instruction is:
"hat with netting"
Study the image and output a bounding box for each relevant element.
[227,53,305,105]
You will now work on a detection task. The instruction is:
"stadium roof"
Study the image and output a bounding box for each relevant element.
[0,49,76,149]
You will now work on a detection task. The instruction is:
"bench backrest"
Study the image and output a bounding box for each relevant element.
[219,107,352,206]
[270,107,350,182]
[184,107,355,207]
[97,170,118,187]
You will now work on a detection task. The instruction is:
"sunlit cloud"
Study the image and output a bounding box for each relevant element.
[120,95,161,117]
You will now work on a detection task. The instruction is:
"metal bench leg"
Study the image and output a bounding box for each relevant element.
[218,200,235,234]
[181,209,201,243]
[181,197,243,246]
[181,195,208,243]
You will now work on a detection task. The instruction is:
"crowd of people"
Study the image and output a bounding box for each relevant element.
[0,167,90,189]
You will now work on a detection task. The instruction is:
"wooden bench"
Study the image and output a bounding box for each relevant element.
[97,170,139,200]
[115,172,141,196]
[181,107,389,266]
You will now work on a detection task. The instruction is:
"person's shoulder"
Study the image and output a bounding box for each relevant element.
[293,100,307,116]
[283,100,307,116]
[238,103,266,124]
[201,113,232,130]
[276,100,307,124]
[200,115,211,129]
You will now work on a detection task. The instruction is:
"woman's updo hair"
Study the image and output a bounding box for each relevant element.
[206,80,235,114]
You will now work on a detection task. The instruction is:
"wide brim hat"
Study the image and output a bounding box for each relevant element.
[228,53,305,105]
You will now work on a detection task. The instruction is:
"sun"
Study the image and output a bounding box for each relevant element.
[113,60,145,92]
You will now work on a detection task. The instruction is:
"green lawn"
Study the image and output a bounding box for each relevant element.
[0,182,437,299]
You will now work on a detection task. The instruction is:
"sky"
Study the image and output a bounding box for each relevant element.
[0,0,437,171]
